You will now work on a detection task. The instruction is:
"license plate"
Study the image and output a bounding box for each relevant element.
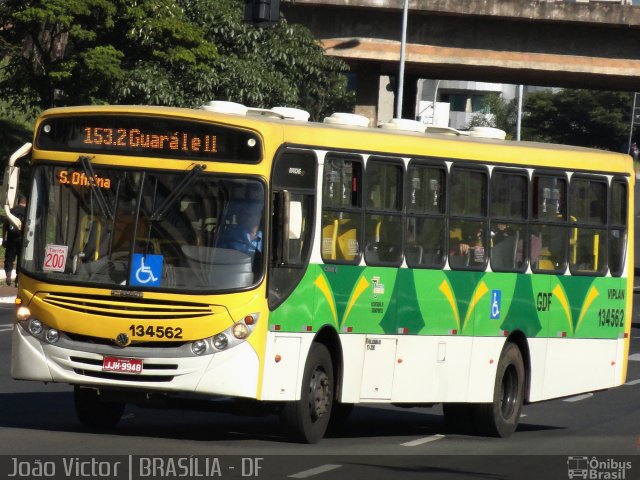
[102,356,143,374]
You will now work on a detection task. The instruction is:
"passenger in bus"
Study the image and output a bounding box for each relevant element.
[218,203,263,256]
[530,234,542,267]
[490,223,521,269]
[449,226,485,266]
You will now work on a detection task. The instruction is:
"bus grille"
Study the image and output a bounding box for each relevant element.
[41,293,213,320]
[71,356,177,383]
[73,369,175,383]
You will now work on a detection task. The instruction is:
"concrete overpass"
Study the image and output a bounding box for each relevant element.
[282,0,640,122]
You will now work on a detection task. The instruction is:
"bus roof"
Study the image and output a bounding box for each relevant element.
[37,104,634,175]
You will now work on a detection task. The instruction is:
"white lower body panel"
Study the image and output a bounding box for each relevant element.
[260,331,625,405]
[537,337,621,401]
[11,324,260,399]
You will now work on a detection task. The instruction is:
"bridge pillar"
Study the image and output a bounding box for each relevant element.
[399,74,419,121]
[353,63,381,126]
[352,65,420,126]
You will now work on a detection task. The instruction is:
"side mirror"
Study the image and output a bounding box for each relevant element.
[1,142,31,231]
[1,165,20,209]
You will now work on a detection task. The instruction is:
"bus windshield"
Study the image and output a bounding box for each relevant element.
[22,164,265,292]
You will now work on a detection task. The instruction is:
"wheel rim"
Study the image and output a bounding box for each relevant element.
[499,364,518,420]
[308,367,331,422]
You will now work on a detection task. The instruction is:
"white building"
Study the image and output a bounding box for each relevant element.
[417,80,552,130]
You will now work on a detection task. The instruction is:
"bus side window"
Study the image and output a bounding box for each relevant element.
[609,179,627,276]
[489,169,528,272]
[405,161,446,268]
[448,166,488,270]
[364,158,403,266]
[531,173,567,273]
[569,177,607,275]
[321,154,363,264]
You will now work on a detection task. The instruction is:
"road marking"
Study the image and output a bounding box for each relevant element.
[628,353,640,362]
[0,324,13,333]
[625,379,640,386]
[401,434,445,447]
[288,464,342,478]
[563,393,593,403]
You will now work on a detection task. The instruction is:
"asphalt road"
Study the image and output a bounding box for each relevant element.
[0,296,638,480]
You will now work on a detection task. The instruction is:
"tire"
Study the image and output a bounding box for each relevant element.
[474,342,525,437]
[281,343,334,443]
[74,386,125,430]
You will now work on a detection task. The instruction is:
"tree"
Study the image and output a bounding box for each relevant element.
[467,88,633,151]
[0,0,217,109]
[0,0,353,119]
[522,89,632,152]
[466,93,517,139]
[180,0,354,119]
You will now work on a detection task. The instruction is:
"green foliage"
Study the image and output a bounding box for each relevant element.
[181,0,353,119]
[522,89,632,151]
[467,93,517,139]
[0,0,218,108]
[0,116,33,165]
[0,0,353,120]
[467,89,633,151]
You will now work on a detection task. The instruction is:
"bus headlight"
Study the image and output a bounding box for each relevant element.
[208,313,260,352]
[232,322,249,339]
[17,306,31,321]
[45,328,60,344]
[191,339,207,355]
[28,319,43,336]
[213,334,229,350]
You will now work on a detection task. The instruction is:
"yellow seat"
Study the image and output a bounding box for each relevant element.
[322,219,339,260]
[337,228,358,260]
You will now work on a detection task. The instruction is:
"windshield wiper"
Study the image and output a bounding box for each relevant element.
[150,163,206,221]
[78,155,114,220]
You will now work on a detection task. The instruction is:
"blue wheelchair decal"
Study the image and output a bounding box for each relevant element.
[490,290,501,320]
[130,254,163,287]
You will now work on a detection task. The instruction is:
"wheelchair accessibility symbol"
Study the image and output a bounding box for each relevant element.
[130,254,163,287]
[490,290,501,320]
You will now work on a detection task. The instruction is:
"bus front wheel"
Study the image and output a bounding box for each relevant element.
[74,386,125,430]
[474,342,525,437]
[281,343,334,443]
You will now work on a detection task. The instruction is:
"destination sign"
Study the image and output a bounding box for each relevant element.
[36,114,262,163]
[57,170,112,189]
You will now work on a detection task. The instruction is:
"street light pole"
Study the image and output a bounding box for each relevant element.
[516,85,523,141]
[396,0,409,119]
[627,92,637,154]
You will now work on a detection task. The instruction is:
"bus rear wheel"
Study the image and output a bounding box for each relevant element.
[474,342,525,437]
[281,343,334,443]
[74,386,125,430]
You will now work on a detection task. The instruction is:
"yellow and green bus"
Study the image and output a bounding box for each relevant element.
[5,103,634,443]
